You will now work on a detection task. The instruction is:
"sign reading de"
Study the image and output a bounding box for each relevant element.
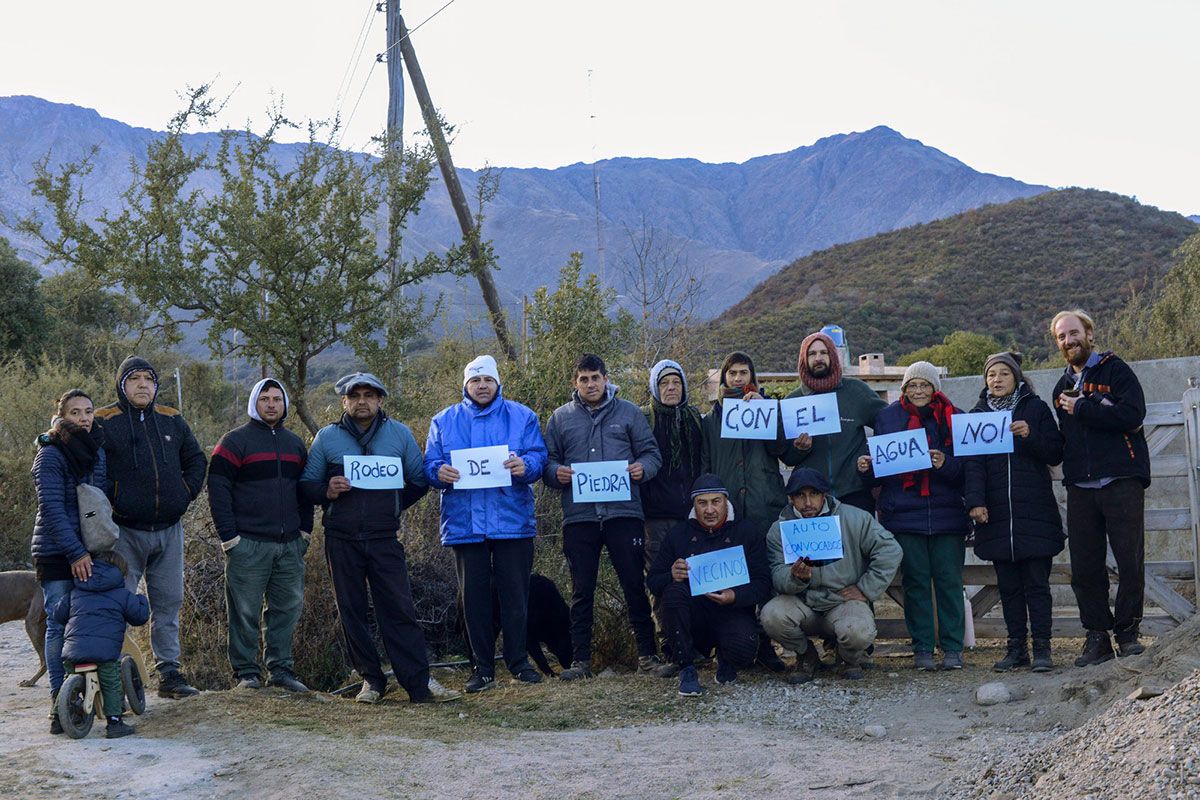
[571,460,632,503]
[449,444,513,490]
[720,398,779,440]
[687,545,749,596]
[343,454,405,490]
[866,429,933,478]
[779,393,843,439]
[952,411,1014,456]
[779,516,845,564]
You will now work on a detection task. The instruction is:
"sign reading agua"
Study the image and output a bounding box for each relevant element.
[866,429,932,478]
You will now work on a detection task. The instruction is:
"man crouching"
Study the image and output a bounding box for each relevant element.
[762,468,902,682]
[646,474,770,697]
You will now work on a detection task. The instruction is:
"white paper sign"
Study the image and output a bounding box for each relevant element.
[720,398,779,440]
[343,454,405,489]
[687,545,750,596]
[779,516,845,564]
[866,429,932,478]
[780,393,843,439]
[952,411,1014,456]
[450,445,513,490]
[571,460,632,503]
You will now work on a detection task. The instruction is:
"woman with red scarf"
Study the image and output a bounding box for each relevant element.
[857,361,968,671]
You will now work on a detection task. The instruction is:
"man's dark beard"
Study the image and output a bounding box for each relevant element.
[809,362,830,377]
[1062,341,1092,367]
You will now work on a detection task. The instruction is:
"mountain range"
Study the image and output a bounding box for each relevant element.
[0,95,1050,321]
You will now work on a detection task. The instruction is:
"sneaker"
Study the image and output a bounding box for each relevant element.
[841,665,865,680]
[914,651,937,671]
[268,671,310,693]
[715,661,737,685]
[941,651,964,670]
[421,677,462,703]
[677,665,704,697]
[236,675,262,690]
[1031,639,1054,673]
[465,671,496,694]
[1074,630,1115,667]
[514,668,543,684]
[993,639,1030,672]
[354,684,382,704]
[654,661,682,679]
[559,660,593,681]
[105,718,135,739]
[158,670,200,698]
[1116,638,1145,658]
[637,654,665,674]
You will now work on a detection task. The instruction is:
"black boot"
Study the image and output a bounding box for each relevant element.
[993,638,1030,671]
[1031,639,1054,672]
[49,691,63,735]
[756,634,786,673]
[1074,630,1114,667]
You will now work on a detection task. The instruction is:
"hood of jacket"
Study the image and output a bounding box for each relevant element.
[247,377,290,423]
[649,359,688,405]
[74,559,125,593]
[115,355,159,411]
[461,382,505,415]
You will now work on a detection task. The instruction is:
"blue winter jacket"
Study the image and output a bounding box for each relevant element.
[51,560,149,663]
[863,400,969,536]
[30,442,109,565]
[423,386,548,545]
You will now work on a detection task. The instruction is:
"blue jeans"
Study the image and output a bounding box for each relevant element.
[41,579,73,696]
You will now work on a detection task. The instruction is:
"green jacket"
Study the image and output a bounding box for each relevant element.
[766,497,902,613]
[701,399,794,531]
[783,378,887,500]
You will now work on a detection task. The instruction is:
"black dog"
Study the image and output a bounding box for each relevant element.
[458,573,573,676]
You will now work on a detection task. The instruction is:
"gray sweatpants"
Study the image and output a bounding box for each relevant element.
[761,596,877,667]
[114,522,185,675]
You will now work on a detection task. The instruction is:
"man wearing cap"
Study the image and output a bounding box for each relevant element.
[646,474,770,696]
[784,332,887,514]
[543,353,662,680]
[1050,309,1151,666]
[96,355,208,698]
[640,359,707,668]
[208,378,314,693]
[301,372,456,703]
[423,355,548,692]
[761,468,902,681]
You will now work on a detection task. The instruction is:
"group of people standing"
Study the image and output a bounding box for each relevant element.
[29,307,1152,721]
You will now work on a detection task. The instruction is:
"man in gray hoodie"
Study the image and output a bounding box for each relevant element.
[543,354,662,680]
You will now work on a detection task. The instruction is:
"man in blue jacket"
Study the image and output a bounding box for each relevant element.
[424,355,548,692]
[543,354,663,680]
[301,372,457,704]
[209,378,314,693]
[96,355,207,699]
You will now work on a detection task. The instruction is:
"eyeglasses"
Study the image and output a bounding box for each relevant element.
[906,381,934,392]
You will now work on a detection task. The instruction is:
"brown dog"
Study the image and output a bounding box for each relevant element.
[1,570,47,687]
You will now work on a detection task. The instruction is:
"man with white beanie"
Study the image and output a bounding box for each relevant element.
[423,355,549,692]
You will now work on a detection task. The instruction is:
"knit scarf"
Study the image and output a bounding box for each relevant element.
[986,382,1025,412]
[48,421,102,480]
[721,383,761,400]
[899,392,955,497]
[649,399,703,475]
[797,332,843,394]
[340,410,386,455]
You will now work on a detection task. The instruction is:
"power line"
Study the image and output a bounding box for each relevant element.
[333,0,379,114]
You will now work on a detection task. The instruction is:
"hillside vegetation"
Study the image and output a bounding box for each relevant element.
[708,189,1198,369]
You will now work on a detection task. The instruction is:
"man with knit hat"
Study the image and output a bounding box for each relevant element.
[96,355,208,698]
[423,355,548,692]
[1050,309,1151,666]
[640,359,707,668]
[301,372,458,703]
[208,378,314,692]
[646,474,771,696]
[784,332,887,513]
[762,468,902,681]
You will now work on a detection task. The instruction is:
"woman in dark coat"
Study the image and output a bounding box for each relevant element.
[30,389,108,734]
[964,352,1064,672]
[858,361,969,671]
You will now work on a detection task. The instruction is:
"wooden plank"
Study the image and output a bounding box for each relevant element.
[1147,425,1181,457]
[1148,561,1196,580]
[1145,402,1185,427]
[876,614,1179,642]
[1145,507,1192,531]
[969,585,1003,619]
[1151,454,1189,478]
[1183,388,1200,607]
[891,561,1193,588]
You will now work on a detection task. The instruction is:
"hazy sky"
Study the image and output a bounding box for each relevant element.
[2,1,1196,215]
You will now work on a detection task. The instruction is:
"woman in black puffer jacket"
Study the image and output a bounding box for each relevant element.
[964,352,1064,673]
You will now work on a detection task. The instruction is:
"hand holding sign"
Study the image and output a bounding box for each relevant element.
[780,393,842,439]
[450,445,513,490]
[779,516,845,564]
[720,398,780,440]
[866,429,932,478]
[343,455,406,489]
[952,411,1013,456]
[687,545,749,596]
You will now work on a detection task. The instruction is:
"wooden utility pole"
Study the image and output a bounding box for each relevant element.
[397,15,518,363]
[384,0,405,371]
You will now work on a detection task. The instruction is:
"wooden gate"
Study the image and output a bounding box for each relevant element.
[877,389,1200,640]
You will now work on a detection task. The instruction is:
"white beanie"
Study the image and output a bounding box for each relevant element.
[463,355,500,388]
[901,360,942,393]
